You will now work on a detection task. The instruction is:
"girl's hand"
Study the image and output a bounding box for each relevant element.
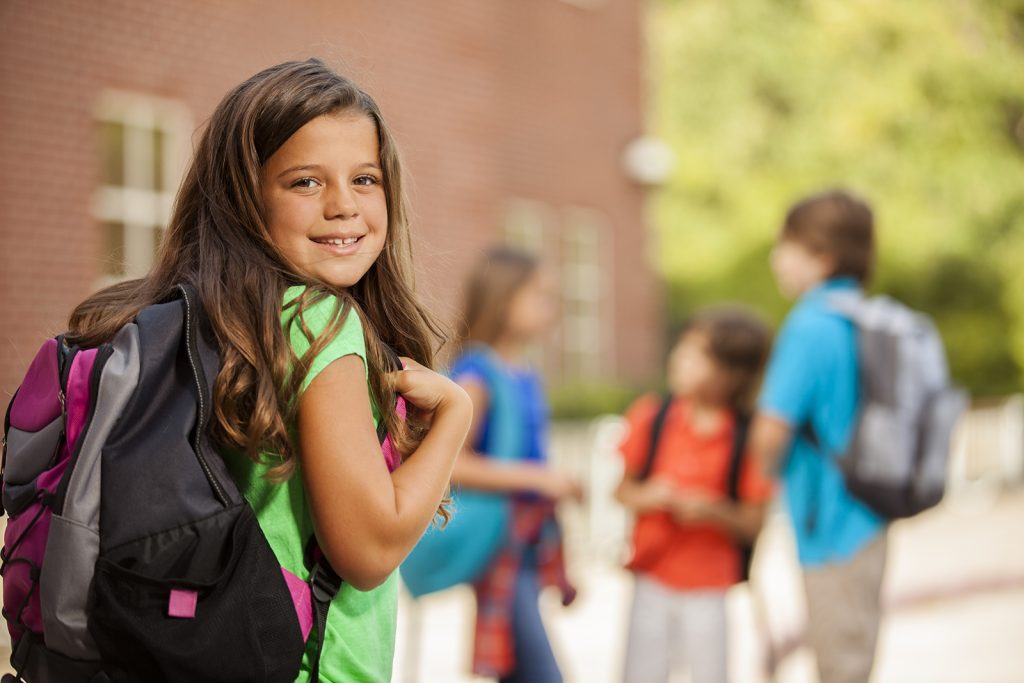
[639,478,676,511]
[537,470,584,503]
[388,357,470,417]
[668,490,722,524]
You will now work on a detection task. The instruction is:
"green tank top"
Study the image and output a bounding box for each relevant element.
[227,286,396,683]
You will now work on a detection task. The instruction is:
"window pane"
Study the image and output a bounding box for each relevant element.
[103,221,125,276]
[124,125,150,190]
[100,121,125,187]
[152,128,166,191]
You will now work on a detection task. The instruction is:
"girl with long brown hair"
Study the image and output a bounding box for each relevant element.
[67,58,471,682]
[403,247,580,682]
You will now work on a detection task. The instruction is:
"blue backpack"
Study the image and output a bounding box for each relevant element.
[400,347,523,596]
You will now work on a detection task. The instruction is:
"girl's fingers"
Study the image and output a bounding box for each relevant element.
[387,357,418,390]
[397,356,424,371]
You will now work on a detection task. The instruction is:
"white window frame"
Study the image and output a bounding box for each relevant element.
[504,198,554,255]
[503,199,560,372]
[561,207,613,380]
[93,91,191,284]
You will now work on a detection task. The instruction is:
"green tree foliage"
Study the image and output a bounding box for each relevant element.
[651,0,1024,397]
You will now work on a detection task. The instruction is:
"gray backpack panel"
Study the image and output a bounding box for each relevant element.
[830,293,968,519]
[39,323,141,659]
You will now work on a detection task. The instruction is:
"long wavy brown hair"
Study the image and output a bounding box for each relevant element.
[67,58,446,483]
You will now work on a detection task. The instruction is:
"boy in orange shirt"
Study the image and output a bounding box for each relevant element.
[616,307,774,683]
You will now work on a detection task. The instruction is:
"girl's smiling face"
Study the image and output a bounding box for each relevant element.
[260,112,387,287]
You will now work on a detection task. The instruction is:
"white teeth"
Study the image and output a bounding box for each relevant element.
[317,236,360,246]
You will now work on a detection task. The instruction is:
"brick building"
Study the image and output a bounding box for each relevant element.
[0,0,661,401]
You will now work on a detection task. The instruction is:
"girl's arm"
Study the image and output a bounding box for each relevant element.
[613,475,674,513]
[299,355,472,591]
[448,377,581,501]
[669,495,767,543]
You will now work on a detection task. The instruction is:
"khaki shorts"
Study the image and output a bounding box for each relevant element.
[802,532,888,683]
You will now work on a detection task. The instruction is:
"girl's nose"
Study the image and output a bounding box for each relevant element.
[325,185,359,219]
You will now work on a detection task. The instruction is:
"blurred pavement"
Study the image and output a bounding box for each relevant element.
[395,488,1024,683]
[1,470,1021,682]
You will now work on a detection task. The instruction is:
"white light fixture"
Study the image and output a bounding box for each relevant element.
[622,135,675,187]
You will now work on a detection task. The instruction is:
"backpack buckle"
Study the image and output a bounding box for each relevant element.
[308,561,342,604]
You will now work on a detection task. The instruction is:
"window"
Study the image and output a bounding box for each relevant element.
[503,199,613,381]
[504,198,552,256]
[561,208,609,379]
[94,91,190,282]
[504,199,558,371]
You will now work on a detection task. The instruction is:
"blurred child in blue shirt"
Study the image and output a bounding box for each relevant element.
[750,189,887,683]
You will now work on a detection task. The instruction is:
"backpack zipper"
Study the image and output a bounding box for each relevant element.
[53,343,113,514]
[178,285,229,507]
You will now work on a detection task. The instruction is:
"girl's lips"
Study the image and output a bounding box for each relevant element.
[310,235,364,256]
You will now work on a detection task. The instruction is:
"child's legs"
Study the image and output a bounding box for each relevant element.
[803,532,888,683]
[499,564,563,683]
[623,574,676,683]
[675,589,729,683]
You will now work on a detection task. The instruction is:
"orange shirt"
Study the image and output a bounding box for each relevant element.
[618,395,775,590]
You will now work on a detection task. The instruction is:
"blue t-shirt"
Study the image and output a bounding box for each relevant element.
[450,351,550,464]
[758,278,884,567]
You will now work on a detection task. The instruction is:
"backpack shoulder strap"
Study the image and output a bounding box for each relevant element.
[726,413,752,501]
[636,393,674,481]
[308,558,342,683]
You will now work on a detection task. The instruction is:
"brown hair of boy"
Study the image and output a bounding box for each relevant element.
[683,307,772,415]
[782,188,876,285]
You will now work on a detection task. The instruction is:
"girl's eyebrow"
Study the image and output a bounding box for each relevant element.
[276,162,381,178]
[277,164,323,178]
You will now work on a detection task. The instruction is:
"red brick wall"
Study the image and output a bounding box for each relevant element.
[0,0,660,399]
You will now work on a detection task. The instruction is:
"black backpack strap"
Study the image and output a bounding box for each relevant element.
[727,414,755,581]
[304,537,343,683]
[308,558,343,683]
[726,414,752,502]
[636,393,674,481]
[798,419,823,534]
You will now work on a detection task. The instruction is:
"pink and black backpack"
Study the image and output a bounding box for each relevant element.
[1,284,399,683]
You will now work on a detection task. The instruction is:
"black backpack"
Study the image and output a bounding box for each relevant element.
[636,394,755,582]
[1,284,371,683]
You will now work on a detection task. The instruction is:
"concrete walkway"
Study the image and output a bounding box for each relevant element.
[395,488,1024,683]
[1,490,1021,681]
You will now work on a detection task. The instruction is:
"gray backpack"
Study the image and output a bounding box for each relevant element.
[818,293,969,520]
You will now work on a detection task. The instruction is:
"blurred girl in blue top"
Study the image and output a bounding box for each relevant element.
[750,189,887,683]
[450,247,581,683]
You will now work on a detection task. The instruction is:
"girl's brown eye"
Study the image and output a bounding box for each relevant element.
[291,177,319,189]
